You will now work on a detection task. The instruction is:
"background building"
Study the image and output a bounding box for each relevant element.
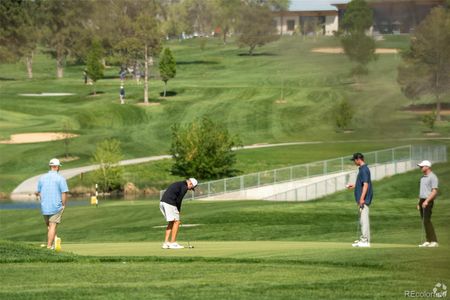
[274,0,446,36]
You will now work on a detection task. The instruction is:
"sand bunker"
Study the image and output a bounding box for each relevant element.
[312,47,398,54]
[19,93,75,97]
[0,132,79,144]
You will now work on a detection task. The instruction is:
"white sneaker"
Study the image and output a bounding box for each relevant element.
[428,242,439,248]
[169,242,185,249]
[162,242,171,249]
[352,241,370,247]
[419,242,431,247]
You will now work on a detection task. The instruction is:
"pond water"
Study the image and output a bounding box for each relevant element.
[0,195,159,210]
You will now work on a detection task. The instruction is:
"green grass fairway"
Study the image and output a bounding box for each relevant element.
[1,166,449,299]
[1,35,449,194]
[63,241,414,257]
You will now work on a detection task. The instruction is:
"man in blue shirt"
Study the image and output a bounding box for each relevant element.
[36,158,69,250]
[347,153,373,247]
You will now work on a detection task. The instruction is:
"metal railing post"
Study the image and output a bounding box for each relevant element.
[290,166,293,181]
[341,157,344,172]
[324,160,328,175]
[208,182,211,196]
[274,169,277,183]
[409,145,412,162]
[306,164,310,178]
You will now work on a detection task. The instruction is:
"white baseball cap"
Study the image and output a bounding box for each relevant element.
[49,158,61,166]
[188,178,198,188]
[417,160,432,167]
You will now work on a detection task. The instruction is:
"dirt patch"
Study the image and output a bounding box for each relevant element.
[406,110,450,116]
[60,156,80,163]
[311,47,398,54]
[0,132,79,144]
[401,103,450,116]
[275,99,287,104]
[136,102,161,107]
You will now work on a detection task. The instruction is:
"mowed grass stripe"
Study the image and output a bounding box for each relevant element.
[62,241,415,257]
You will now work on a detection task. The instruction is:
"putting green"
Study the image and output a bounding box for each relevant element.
[63,241,414,258]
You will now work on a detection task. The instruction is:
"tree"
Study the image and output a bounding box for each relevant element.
[397,7,450,121]
[86,40,105,95]
[236,2,279,55]
[62,121,74,159]
[114,1,162,104]
[92,139,124,193]
[340,0,377,75]
[341,33,377,75]
[41,0,92,78]
[422,111,437,132]
[0,0,41,78]
[342,0,373,33]
[335,99,354,130]
[159,48,176,97]
[213,0,241,44]
[170,117,241,180]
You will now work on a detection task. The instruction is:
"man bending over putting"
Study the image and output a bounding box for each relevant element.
[160,178,198,249]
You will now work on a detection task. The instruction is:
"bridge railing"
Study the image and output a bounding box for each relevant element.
[160,144,446,200]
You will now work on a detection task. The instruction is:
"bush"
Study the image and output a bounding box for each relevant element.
[335,99,354,130]
[422,111,437,131]
[170,117,241,179]
[92,139,124,192]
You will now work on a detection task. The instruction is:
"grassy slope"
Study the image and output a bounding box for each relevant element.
[1,165,449,299]
[1,35,448,194]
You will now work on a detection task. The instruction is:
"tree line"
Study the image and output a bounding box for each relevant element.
[0,0,288,79]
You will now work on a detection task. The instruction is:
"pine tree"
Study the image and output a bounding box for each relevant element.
[159,48,176,97]
[86,40,104,95]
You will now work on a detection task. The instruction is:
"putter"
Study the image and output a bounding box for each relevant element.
[181,223,194,249]
[355,207,361,243]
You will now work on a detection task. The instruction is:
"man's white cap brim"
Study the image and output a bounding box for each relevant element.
[49,158,62,166]
[417,160,432,167]
[188,178,198,188]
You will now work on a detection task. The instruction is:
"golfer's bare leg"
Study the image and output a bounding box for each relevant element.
[165,221,174,243]
[47,223,57,248]
[170,220,181,243]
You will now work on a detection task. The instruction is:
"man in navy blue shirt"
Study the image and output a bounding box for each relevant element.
[160,178,198,249]
[347,153,373,247]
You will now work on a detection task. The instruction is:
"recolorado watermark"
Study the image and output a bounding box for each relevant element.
[405,283,447,298]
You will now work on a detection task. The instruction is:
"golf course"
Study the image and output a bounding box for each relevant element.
[1,35,449,195]
[1,164,450,299]
[1,23,450,299]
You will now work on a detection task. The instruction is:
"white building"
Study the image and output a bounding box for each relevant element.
[273,0,344,36]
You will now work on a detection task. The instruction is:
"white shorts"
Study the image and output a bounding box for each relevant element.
[160,202,180,222]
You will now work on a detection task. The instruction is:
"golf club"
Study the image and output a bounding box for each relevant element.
[181,222,194,249]
[355,207,361,243]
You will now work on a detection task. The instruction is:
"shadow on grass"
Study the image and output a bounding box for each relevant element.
[177,60,219,65]
[237,52,277,57]
[0,77,16,81]
[88,91,106,96]
[159,91,177,97]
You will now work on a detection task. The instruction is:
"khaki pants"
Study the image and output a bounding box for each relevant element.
[359,204,370,243]
[43,208,64,224]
